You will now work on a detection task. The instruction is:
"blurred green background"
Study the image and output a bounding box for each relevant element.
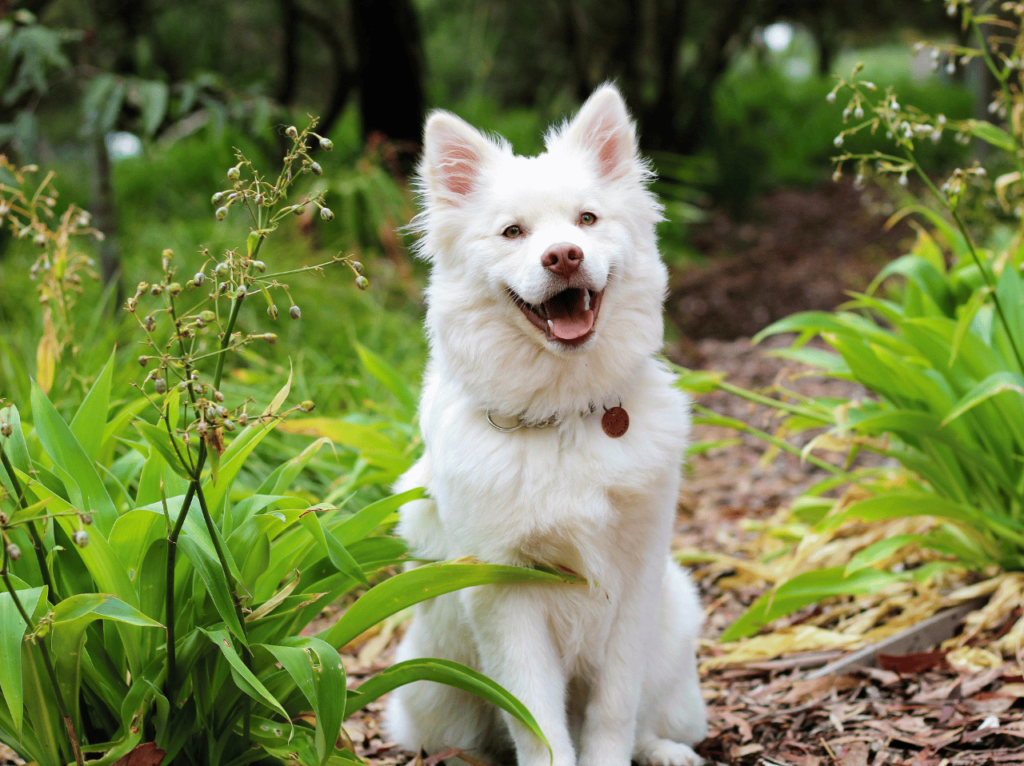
[0,0,987,485]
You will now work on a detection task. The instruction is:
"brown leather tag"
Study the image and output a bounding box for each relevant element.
[601,406,629,438]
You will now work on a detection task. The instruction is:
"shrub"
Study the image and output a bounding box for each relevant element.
[679,0,1024,647]
[0,122,569,766]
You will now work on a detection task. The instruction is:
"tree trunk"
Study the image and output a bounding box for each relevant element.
[351,0,426,176]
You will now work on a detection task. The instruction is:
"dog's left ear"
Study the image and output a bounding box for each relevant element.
[558,84,638,181]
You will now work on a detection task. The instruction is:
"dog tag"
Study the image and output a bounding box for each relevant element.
[601,406,629,438]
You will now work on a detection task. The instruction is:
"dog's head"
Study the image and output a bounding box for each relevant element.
[414,85,668,416]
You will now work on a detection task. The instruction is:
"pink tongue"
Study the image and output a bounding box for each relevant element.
[545,292,595,340]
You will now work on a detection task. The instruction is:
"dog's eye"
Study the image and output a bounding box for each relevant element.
[502,225,522,239]
[580,212,598,226]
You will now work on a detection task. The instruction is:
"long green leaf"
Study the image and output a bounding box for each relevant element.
[317,560,582,648]
[347,657,550,757]
[0,586,45,733]
[69,348,116,463]
[31,380,118,534]
[178,535,247,647]
[200,626,290,724]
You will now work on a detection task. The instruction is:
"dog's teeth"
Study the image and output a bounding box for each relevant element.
[547,319,554,333]
[584,291,591,312]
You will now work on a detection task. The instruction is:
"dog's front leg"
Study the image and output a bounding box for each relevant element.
[462,585,577,766]
[576,559,661,766]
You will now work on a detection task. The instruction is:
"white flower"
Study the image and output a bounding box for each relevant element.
[899,173,909,186]
[834,135,844,147]
[946,61,956,74]
[826,91,837,104]
[854,106,864,119]
[931,130,942,143]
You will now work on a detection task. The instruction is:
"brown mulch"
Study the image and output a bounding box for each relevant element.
[667,179,910,341]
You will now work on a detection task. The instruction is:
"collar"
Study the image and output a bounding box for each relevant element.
[485,401,629,438]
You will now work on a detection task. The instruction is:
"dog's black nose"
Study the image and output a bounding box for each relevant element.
[542,243,584,278]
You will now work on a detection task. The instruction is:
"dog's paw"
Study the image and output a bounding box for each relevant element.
[636,738,704,766]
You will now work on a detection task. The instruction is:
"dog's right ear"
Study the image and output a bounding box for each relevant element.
[420,111,496,206]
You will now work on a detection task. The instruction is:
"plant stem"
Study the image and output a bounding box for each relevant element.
[0,447,58,603]
[1,553,84,766]
[165,289,246,699]
[907,153,1024,375]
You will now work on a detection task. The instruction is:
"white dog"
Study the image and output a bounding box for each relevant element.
[385,85,707,766]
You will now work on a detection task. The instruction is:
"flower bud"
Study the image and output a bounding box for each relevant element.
[252,260,266,273]
[193,272,206,287]
[223,419,236,432]
[126,297,137,312]
[355,275,369,290]
[6,543,21,561]
[263,333,278,344]
[286,126,299,139]
[206,406,218,420]
[214,262,230,278]
[293,205,304,215]
[169,282,183,296]
[227,167,241,181]
[151,284,163,296]
[299,400,316,413]
[154,378,167,394]
[238,413,248,426]
[236,286,247,298]
[267,304,279,320]
[144,315,156,332]
[216,405,228,418]
[197,421,209,435]
[73,530,89,548]
[200,310,216,323]
[34,233,46,247]
[216,206,229,220]
[310,162,323,176]
[319,137,333,151]
[352,261,363,274]
[289,305,301,320]
[81,513,93,526]
[320,207,334,221]
[1,422,12,438]
[139,356,149,367]
[212,192,224,205]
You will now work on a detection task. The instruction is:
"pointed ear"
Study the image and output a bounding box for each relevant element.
[560,85,638,180]
[420,111,497,205]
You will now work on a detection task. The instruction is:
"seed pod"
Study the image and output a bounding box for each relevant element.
[200,310,216,323]
[289,305,301,320]
[299,400,316,413]
[223,419,236,432]
[319,137,333,151]
[197,421,209,435]
[227,167,241,181]
[6,543,21,561]
[126,297,137,312]
[355,275,369,290]
[236,286,247,298]
[194,272,206,288]
[168,282,183,296]
[34,233,46,247]
[310,162,323,176]
[206,406,218,420]
[139,356,149,367]
[252,260,266,273]
[213,390,224,403]
[81,513,93,526]
[212,192,224,204]
[263,333,278,344]
[214,262,229,278]
[286,125,299,139]
[293,205,304,215]
[352,261,363,274]
[216,206,229,220]
[73,530,90,548]
[254,194,265,206]
[154,378,167,394]
[137,281,150,294]
[320,207,334,221]
[144,315,156,332]
[267,304,279,320]
[237,413,248,426]
[219,281,231,294]
[1,422,12,438]
[151,284,163,296]
[216,405,228,418]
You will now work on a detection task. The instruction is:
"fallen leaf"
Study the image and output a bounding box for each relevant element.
[112,742,165,766]
[878,650,946,674]
[838,741,869,766]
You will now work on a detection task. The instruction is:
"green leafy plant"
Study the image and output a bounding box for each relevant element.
[0,122,571,766]
[680,0,1024,645]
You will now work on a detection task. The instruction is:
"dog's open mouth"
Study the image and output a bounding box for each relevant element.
[508,287,603,346]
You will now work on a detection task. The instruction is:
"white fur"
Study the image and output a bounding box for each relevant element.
[386,85,707,766]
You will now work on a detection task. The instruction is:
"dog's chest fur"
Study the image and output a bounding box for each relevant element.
[411,360,689,582]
